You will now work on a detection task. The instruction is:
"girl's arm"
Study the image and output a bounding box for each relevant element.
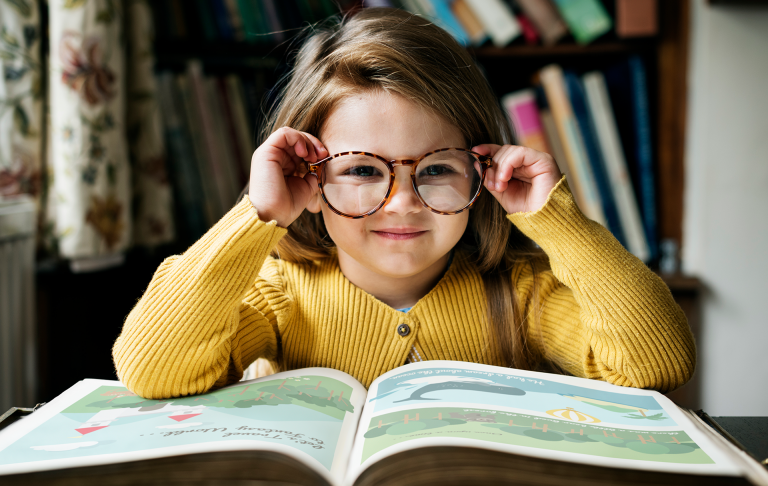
[508,177,694,392]
[473,144,694,392]
[112,199,288,399]
[114,127,327,399]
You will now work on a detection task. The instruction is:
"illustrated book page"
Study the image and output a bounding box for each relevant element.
[0,368,367,485]
[346,360,752,485]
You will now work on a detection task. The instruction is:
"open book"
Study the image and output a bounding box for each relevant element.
[1,361,766,485]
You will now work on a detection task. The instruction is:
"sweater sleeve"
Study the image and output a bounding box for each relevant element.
[112,197,288,399]
[507,177,695,393]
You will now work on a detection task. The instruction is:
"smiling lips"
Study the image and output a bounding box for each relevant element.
[372,228,427,240]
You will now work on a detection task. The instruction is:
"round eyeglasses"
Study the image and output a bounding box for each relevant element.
[307,148,493,219]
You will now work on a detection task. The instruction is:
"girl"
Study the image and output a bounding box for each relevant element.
[113,8,694,399]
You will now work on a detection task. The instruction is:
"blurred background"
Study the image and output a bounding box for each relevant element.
[0,0,765,416]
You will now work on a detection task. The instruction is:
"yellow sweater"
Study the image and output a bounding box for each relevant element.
[113,178,695,399]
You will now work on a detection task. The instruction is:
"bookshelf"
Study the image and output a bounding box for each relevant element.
[34,1,701,409]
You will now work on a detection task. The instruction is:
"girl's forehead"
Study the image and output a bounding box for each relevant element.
[320,91,465,158]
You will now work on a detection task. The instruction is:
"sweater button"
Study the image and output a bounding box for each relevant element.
[397,323,411,337]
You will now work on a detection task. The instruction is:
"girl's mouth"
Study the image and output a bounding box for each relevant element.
[372,228,427,240]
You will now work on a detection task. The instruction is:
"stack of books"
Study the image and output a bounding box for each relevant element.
[152,0,658,47]
[155,62,267,240]
[380,0,657,47]
[503,57,657,263]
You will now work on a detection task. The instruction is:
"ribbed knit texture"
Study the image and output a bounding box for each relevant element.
[113,177,695,399]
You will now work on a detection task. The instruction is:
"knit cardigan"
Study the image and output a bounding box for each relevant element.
[112,178,695,399]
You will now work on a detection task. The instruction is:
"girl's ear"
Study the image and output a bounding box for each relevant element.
[306,190,323,214]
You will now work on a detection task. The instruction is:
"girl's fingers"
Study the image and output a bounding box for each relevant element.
[471,143,500,157]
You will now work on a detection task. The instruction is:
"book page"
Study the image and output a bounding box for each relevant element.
[0,368,366,485]
[346,361,744,484]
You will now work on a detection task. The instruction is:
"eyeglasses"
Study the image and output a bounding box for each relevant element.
[307,148,492,219]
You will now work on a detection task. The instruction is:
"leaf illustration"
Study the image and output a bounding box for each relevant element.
[4,66,27,81]
[1,27,20,48]
[62,0,86,8]
[4,0,32,18]
[13,104,29,136]
[23,25,36,47]
[31,74,42,100]
[623,412,666,421]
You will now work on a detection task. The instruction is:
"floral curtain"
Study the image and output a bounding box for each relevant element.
[126,0,173,247]
[48,0,131,259]
[0,0,43,202]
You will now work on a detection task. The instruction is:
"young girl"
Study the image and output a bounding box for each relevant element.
[113,8,694,399]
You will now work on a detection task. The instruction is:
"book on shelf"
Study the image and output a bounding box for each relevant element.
[449,0,489,46]
[502,88,552,154]
[551,0,612,45]
[538,64,607,227]
[464,0,521,47]
[603,56,658,261]
[1,361,766,485]
[563,70,627,248]
[515,0,568,46]
[615,0,658,38]
[155,72,209,241]
[156,64,258,235]
[582,70,650,261]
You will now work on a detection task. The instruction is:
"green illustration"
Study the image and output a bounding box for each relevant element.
[361,407,713,465]
[0,376,357,471]
[65,377,355,423]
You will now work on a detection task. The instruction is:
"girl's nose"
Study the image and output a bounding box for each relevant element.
[381,166,423,215]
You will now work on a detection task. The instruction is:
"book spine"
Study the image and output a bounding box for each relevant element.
[539,107,574,184]
[502,88,552,154]
[629,55,658,260]
[168,0,187,38]
[450,0,488,46]
[582,71,650,261]
[565,70,627,246]
[551,0,612,45]
[187,61,232,218]
[262,0,286,42]
[216,77,248,188]
[194,0,219,40]
[464,0,521,47]
[539,64,606,226]
[156,72,208,239]
[175,74,218,226]
[204,77,242,209]
[223,0,245,41]
[210,0,234,40]
[427,0,471,46]
[515,0,568,46]
[615,0,658,38]
[225,75,257,181]
[236,0,260,43]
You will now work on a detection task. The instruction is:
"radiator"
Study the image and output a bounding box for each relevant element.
[0,196,36,412]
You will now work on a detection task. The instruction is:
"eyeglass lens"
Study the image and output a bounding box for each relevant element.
[321,150,482,216]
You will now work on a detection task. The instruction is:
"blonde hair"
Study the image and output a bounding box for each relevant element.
[259,8,547,370]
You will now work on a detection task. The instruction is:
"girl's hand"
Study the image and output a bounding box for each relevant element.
[472,144,562,215]
[249,127,328,228]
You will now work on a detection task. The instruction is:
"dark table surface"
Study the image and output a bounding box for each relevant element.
[711,416,768,466]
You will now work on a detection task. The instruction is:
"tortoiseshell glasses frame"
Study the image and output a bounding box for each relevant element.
[307,147,493,219]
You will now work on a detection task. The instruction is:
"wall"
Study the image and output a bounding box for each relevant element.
[683,0,768,415]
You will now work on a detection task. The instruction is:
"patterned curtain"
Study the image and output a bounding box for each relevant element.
[48,0,131,259]
[126,0,173,247]
[0,0,43,202]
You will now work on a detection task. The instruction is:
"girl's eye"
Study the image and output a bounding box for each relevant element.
[347,166,380,177]
[419,164,454,177]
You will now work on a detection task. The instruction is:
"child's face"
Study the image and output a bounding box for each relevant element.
[311,90,469,282]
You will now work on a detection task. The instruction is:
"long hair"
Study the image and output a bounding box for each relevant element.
[258,8,547,370]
